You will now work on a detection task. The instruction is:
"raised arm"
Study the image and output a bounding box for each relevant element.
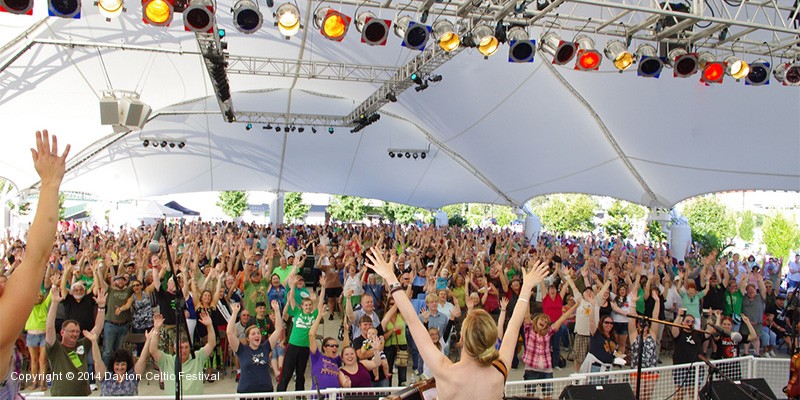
[0,131,69,374]
[553,301,579,331]
[91,288,108,337]
[149,313,165,362]
[45,284,66,346]
[198,311,216,357]
[227,302,241,354]
[134,328,155,375]
[499,260,550,368]
[84,330,106,378]
[308,302,324,355]
[268,299,284,350]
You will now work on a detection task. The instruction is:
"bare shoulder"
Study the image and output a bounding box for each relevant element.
[434,362,505,400]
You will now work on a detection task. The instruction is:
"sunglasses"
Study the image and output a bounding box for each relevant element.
[603,321,614,325]
[132,284,142,287]
[325,343,340,348]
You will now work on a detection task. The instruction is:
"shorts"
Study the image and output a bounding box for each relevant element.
[614,322,629,335]
[325,287,343,300]
[672,365,704,386]
[26,333,46,347]
[271,344,285,360]
[573,334,590,367]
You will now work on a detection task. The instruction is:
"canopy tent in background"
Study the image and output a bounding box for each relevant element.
[137,201,184,219]
[164,201,200,216]
[0,1,798,209]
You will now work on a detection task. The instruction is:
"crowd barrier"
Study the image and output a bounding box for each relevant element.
[27,356,789,399]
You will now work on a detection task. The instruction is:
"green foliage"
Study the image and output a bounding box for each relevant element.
[646,220,668,243]
[448,214,467,227]
[283,192,310,223]
[603,200,646,238]
[694,231,734,259]
[327,195,367,222]
[762,213,800,261]
[492,205,517,227]
[58,192,66,220]
[381,202,421,224]
[533,194,597,234]
[216,191,249,219]
[738,210,756,242]
[683,196,736,244]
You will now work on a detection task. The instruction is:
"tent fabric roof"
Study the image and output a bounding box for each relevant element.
[1,10,798,209]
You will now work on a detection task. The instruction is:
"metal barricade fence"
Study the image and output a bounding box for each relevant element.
[27,356,790,400]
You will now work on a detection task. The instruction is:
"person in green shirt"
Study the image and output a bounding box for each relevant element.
[276,276,325,391]
[149,311,217,396]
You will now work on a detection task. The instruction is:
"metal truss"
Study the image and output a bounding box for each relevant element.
[195,29,235,122]
[234,111,355,127]
[226,56,399,83]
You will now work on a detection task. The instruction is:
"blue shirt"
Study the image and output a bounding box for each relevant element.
[236,342,273,393]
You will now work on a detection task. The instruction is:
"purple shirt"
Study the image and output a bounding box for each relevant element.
[310,349,341,390]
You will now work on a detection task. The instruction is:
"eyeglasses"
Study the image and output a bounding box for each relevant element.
[603,321,614,325]
[324,343,340,348]
[241,314,250,317]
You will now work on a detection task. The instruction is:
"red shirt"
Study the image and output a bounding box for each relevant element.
[542,294,563,323]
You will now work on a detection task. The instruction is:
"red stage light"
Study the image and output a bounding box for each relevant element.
[701,62,725,84]
[577,51,601,70]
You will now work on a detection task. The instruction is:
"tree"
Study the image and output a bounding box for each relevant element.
[738,210,756,242]
[646,220,668,243]
[58,192,66,220]
[442,204,467,226]
[682,196,736,244]
[381,202,420,224]
[534,194,597,234]
[283,192,310,223]
[216,191,249,219]
[762,213,800,261]
[327,195,367,222]
[603,200,646,238]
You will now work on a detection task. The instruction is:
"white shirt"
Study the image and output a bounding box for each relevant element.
[574,298,593,336]
[789,260,800,281]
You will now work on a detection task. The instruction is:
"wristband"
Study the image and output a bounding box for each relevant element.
[98,306,106,310]
[518,298,529,303]
[389,283,404,295]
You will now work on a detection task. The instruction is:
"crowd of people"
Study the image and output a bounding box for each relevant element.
[0,132,797,400]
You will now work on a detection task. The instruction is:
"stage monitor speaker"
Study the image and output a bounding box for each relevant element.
[700,378,777,400]
[559,383,635,400]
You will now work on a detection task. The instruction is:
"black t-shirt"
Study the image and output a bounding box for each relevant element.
[704,285,726,311]
[673,330,704,364]
[62,295,97,333]
[588,331,617,364]
[644,295,666,320]
[155,289,178,325]
[712,334,746,359]
[352,335,387,381]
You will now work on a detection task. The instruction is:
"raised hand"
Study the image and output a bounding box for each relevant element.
[364,247,397,282]
[199,311,212,326]
[499,297,510,310]
[30,130,70,187]
[153,313,165,330]
[230,302,241,315]
[83,330,98,342]
[522,260,550,289]
[270,299,280,312]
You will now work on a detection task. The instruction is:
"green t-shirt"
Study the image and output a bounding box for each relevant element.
[287,286,310,311]
[724,290,744,316]
[636,287,646,314]
[157,351,209,395]
[287,307,318,347]
[106,286,133,323]
[47,337,92,396]
[78,275,94,291]
[273,265,293,285]
[243,280,269,315]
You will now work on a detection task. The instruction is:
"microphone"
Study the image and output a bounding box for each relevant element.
[709,324,742,344]
[149,221,165,253]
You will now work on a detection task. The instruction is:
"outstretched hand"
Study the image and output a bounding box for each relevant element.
[31,130,70,187]
[365,247,397,283]
[522,260,550,289]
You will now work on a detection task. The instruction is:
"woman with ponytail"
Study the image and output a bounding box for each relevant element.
[365,248,550,400]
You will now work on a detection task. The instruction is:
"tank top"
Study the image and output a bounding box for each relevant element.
[132,293,154,330]
[341,362,373,388]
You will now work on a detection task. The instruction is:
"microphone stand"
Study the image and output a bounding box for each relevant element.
[159,222,195,400]
[699,356,769,400]
[627,313,708,400]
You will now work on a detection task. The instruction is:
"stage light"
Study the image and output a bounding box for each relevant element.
[169,142,176,148]
[540,32,576,65]
[142,0,173,25]
[701,62,725,84]
[413,152,418,159]
[355,11,390,46]
[389,151,395,158]
[315,8,351,41]
[604,40,633,71]
[429,74,442,82]
[398,152,404,158]
[246,123,253,130]
[284,126,289,132]
[274,126,281,132]
[395,15,430,51]
[415,82,429,92]
[432,20,460,52]
[635,44,663,78]
[161,141,167,147]
[0,0,33,14]
[472,23,498,58]
[312,127,317,133]
[178,142,185,148]
[328,127,334,134]
[385,91,397,102]
[265,123,272,129]
[420,152,426,159]
[184,0,214,32]
[507,27,534,63]
[275,2,300,38]
[744,60,770,86]
[291,126,296,132]
[405,152,411,158]
[773,62,800,86]
[298,127,304,132]
[143,139,150,147]
[48,0,81,18]
[218,28,225,37]
[574,35,601,70]
[232,0,262,33]
[410,72,423,85]
[668,48,698,78]
[724,56,750,80]
[96,0,123,20]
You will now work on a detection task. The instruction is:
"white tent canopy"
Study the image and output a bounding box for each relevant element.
[136,201,184,218]
[1,4,798,209]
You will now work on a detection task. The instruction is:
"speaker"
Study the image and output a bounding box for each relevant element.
[700,378,777,400]
[99,97,121,125]
[559,383,635,400]
[99,97,152,130]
